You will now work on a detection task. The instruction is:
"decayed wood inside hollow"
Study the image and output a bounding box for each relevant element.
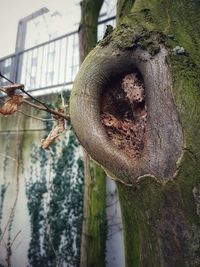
[101,72,147,159]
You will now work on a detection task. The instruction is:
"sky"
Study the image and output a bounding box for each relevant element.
[0,0,81,57]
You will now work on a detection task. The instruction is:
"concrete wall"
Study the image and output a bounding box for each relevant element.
[0,94,83,267]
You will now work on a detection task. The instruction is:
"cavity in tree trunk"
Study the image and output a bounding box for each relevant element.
[71,0,200,266]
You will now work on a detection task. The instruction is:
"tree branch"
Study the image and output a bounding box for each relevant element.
[0,74,70,122]
[22,99,70,121]
[18,110,55,122]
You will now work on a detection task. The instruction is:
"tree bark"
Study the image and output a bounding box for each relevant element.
[79,0,104,63]
[78,1,106,267]
[71,0,200,266]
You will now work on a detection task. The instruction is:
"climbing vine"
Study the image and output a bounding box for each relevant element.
[25,94,84,267]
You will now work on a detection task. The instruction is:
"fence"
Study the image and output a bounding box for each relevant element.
[0,16,115,95]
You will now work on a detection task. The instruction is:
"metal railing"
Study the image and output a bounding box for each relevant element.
[0,16,115,95]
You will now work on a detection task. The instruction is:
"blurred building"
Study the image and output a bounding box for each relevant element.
[0,2,125,267]
[0,0,116,96]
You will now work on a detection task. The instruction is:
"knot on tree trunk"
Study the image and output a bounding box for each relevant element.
[70,42,183,185]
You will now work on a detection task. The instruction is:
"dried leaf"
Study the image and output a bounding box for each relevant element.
[3,83,24,97]
[41,111,65,149]
[41,126,60,149]
[101,110,147,158]
[0,95,23,115]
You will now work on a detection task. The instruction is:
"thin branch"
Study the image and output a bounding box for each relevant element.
[0,115,21,245]
[20,87,52,110]
[18,110,55,122]
[0,74,70,121]
[0,83,49,111]
[23,99,70,121]
[0,88,6,94]
[0,72,14,84]
[0,199,15,245]
[0,72,70,129]
[10,230,21,247]
[0,96,55,123]
[22,99,45,110]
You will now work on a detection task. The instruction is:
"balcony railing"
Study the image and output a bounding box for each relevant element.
[0,16,115,95]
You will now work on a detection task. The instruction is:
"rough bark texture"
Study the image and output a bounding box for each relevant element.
[78,1,106,267]
[71,0,200,266]
[70,46,183,184]
[81,153,106,267]
[79,0,104,63]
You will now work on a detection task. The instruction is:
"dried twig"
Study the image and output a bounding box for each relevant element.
[0,73,70,150]
[10,230,21,247]
[0,73,70,121]
[18,110,55,122]
[23,99,70,120]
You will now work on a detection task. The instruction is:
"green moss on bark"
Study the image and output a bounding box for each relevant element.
[118,179,162,267]
[78,1,107,266]
[72,0,200,266]
[113,0,200,266]
[87,162,107,267]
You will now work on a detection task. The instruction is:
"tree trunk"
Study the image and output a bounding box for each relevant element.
[71,0,200,266]
[78,1,107,267]
[79,0,104,63]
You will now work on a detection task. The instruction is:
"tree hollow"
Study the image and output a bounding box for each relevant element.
[70,45,184,184]
[101,71,147,159]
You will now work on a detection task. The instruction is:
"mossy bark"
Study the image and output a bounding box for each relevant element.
[71,0,200,266]
[78,1,107,267]
[116,0,200,266]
